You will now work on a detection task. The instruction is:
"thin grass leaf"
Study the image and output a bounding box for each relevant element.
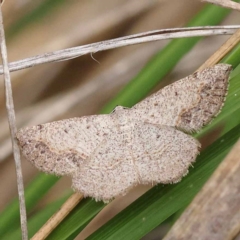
[223,43,240,67]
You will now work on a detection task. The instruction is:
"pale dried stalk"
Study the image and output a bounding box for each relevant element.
[202,0,240,11]
[198,28,240,71]
[164,139,240,240]
[0,26,239,74]
[29,27,240,239]
[0,6,28,240]
[31,193,83,240]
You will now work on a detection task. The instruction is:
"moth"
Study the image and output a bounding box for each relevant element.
[16,64,232,202]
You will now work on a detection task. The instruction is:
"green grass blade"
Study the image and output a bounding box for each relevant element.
[223,43,240,68]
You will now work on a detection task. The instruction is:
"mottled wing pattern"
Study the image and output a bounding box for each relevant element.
[71,130,138,201]
[71,121,200,201]
[132,122,200,184]
[130,64,231,133]
[16,115,116,176]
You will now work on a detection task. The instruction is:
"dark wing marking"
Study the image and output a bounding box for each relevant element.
[130,64,231,133]
[16,115,116,175]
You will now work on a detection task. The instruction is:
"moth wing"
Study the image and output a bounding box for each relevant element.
[71,121,201,202]
[71,131,138,202]
[16,115,116,176]
[132,122,200,184]
[130,64,231,133]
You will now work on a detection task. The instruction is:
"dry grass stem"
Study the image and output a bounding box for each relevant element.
[202,0,240,11]
[198,29,240,71]
[31,192,83,240]
[0,26,239,74]
[0,5,28,240]
[164,139,240,240]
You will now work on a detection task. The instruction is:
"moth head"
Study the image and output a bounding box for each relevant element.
[111,105,129,114]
